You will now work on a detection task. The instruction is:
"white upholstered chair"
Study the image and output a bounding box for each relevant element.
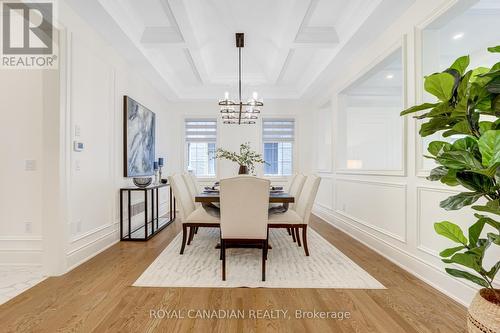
[219,176,270,281]
[288,174,306,205]
[286,173,298,193]
[183,173,199,201]
[285,173,306,241]
[268,175,321,256]
[168,174,220,254]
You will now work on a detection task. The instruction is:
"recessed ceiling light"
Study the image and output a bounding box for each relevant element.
[386,74,394,79]
[453,33,464,40]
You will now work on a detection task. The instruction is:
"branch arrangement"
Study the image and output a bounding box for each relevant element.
[215,142,267,174]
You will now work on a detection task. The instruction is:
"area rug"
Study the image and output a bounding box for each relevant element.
[133,228,385,289]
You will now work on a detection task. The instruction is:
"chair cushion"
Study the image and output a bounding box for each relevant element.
[185,207,220,224]
[268,209,302,224]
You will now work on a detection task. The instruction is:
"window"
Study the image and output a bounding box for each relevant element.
[262,119,294,176]
[185,119,217,177]
[338,47,404,172]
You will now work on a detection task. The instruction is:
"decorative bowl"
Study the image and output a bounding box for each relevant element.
[133,177,152,188]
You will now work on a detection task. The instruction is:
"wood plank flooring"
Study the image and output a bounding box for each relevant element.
[0,215,466,332]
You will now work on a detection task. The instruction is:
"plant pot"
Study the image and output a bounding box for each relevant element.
[238,165,248,174]
[467,289,500,333]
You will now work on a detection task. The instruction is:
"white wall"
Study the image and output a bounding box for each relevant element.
[0,70,44,265]
[310,0,499,307]
[58,0,184,271]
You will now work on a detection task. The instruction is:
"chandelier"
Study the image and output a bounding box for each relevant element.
[219,33,263,125]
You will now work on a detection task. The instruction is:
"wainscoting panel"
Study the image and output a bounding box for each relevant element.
[316,175,334,210]
[416,186,500,269]
[0,237,43,265]
[335,179,407,243]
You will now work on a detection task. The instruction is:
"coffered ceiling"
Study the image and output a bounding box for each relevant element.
[67,0,415,101]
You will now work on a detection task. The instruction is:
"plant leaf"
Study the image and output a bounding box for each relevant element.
[473,202,500,217]
[488,233,500,246]
[449,253,482,271]
[435,150,483,170]
[487,77,500,94]
[428,141,452,156]
[478,130,500,167]
[434,221,468,245]
[439,246,466,258]
[400,103,439,116]
[424,73,455,101]
[468,219,486,247]
[488,45,500,53]
[439,192,482,210]
[445,268,490,288]
[449,55,470,76]
[486,261,500,279]
[427,166,448,181]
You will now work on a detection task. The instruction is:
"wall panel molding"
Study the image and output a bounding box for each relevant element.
[313,205,477,306]
[334,178,407,243]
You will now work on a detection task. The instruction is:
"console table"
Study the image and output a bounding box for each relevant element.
[119,183,175,241]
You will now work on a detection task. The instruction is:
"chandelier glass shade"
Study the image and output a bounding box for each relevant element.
[218,33,263,125]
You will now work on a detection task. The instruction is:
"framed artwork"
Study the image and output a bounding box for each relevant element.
[123,96,156,177]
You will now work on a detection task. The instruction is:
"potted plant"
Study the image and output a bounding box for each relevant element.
[401,45,500,332]
[215,142,267,175]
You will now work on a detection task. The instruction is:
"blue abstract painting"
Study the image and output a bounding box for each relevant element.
[124,96,156,177]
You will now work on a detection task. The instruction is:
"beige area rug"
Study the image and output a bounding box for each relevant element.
[133,228,385,289]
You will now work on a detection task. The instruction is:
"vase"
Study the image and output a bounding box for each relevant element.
[238,165,248,174]
[467,289,500,333]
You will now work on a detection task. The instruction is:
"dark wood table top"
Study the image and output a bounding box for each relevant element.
[195,192,294,203]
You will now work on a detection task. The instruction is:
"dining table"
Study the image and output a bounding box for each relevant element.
[195,191,294,209]
[194,190,295,249]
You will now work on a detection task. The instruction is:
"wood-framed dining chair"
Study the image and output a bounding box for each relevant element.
[268,175,321,256]
[219,176,270,281]
[168,174,220,254]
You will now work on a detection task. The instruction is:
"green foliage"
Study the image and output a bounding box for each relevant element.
[402,46,500,300]
[215,142,266,174]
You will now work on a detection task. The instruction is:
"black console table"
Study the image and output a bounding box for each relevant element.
[119,183,176,241]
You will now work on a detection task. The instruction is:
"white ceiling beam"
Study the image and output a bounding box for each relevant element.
[140,26,185,45]
[267,0,314,84]
[166,0,211,85]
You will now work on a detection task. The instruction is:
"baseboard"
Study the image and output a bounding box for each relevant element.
[0,237,43,265]
[313,204,477,307]
[66,227,119,272]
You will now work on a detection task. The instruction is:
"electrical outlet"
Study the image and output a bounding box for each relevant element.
[25,160,37,171]
[25,221,32,233]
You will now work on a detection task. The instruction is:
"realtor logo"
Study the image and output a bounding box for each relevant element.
[1,1,57,68]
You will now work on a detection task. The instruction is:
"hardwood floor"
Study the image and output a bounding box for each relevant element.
[0,215,466,332]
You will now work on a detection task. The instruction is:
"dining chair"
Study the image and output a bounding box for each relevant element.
[286,173,298,193]
[268,175,321,256]
[285,173,306,241]
[168,174,220,254]
[183,173,198,201]
[219,176,270,281]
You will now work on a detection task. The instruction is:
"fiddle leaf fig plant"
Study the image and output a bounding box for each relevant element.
[401,45,500,302]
